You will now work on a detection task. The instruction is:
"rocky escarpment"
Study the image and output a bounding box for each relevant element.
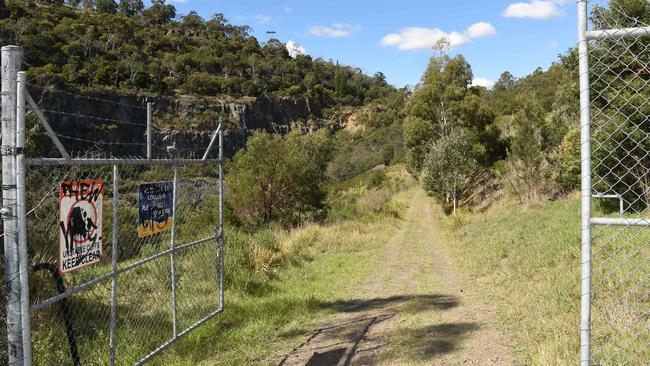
[28,88,336,158]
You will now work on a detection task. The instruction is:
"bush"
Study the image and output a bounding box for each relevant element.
[227,130,332,229]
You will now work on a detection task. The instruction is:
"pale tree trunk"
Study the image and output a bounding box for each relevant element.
[452,195,457,215]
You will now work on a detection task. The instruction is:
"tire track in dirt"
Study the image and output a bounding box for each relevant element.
[278,188,514,365]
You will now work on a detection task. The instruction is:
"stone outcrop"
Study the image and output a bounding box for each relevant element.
[29,88,336,158]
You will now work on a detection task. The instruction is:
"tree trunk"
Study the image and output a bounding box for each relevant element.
[452,194,457,215]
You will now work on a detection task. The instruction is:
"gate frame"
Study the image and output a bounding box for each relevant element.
[577,1,650,365]
[1,45,226,365]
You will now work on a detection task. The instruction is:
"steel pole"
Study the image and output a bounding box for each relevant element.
[146,102,152,160]
[16,71,32,366]
[109,165,119,366]
[1,45,23,365]
[578,1,592,365]
[170,166,178,337]
[218,119,224,310]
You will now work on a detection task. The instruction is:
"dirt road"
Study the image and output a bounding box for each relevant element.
[278,189,514,365]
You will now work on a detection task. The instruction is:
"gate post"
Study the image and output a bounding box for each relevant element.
[16,70,32,365]
[1,45,24,365]
[577,1,592,365]
[218,118,224,310]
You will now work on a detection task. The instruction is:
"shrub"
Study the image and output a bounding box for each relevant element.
[227,130,332,229]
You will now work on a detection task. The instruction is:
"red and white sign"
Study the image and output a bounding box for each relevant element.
[58,180,104,274]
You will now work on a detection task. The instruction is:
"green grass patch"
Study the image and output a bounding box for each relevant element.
[438,197,649,365]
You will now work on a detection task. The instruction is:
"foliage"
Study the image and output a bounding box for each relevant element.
[402,53,503,207]
[226,130,332,229]
[589,0,650,211]
[422,129,478,214]
[327,121,404,180]
[0,0,399,109]
[402,116,434,175]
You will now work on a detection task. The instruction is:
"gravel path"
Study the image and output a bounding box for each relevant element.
[279,189,515,365]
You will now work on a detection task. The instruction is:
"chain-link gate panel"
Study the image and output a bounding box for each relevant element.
[579,1,650,364]
[25,161,223,365]
[1,47,225,364]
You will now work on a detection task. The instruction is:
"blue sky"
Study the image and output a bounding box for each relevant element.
[157,0,578,88]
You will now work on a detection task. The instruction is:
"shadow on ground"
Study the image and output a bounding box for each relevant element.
[321,293,459,314]
[277,293,467,366]
[388,322,480,359]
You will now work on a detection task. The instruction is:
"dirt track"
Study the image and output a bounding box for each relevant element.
[277,189,515,365]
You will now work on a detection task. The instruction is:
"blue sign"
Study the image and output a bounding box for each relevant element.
[138,181,173,237]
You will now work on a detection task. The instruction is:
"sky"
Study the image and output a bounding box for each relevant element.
[153,0,579,89]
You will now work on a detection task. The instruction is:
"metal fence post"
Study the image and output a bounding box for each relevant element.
[170,166,178,337]
[1,45,23,365]
[16,71,32,366]
[577,1,592,365]
[218,118,224,310]
[109,165,119,366]
[147,102,152,160]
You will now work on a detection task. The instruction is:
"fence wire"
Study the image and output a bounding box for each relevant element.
[586,0,650,364]
[1,59,225,365]
[25,162,223,365]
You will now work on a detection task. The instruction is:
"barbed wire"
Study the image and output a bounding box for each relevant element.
[33,85,149,111]
[56,134,147,146]
[40,109,147,127]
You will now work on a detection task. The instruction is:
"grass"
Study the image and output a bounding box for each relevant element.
[155,196,409,365]
[437,196,649,365]
[27,164,413,365]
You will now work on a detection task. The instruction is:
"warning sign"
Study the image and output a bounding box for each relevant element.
[58,180,104,274]
[138,181,174,238]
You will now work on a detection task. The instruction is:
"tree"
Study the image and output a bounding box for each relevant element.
[96,0,118,13]
[422,129,478,214]
[405,55,472,137]
[227,131,332,229]
[144,0,176,24]
[493,71,515,91]
[118,0,144,15]
[402,116,433,175]
[81,0,95,9]
[503,99,546,202]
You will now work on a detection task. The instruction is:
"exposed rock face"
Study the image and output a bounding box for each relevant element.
[28,88,331,158]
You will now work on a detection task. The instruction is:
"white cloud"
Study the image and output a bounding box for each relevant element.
[286,40,306,58]
[503,1,565,20]
[465,22,497,39]
[309,23,362,38]
[549,40,558,48]
[283,6,293,14]
[169,0,189,4]
[471,77,495,89]
[381,22,496,51]
[253,14,272,24]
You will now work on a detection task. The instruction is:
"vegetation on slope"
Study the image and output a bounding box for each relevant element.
[0,0,402,112]
[406,0,649,215]
[439,194,648,364]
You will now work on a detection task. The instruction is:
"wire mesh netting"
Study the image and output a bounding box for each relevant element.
[588,0,650,363]
[0,74,225,365]
[26,162,223,365]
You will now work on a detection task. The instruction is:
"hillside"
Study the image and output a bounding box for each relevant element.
[0,0,399,107]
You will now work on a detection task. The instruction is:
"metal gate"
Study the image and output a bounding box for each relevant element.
[1,45,225,365]
[578,1,650,364]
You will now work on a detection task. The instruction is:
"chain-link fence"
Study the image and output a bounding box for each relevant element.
[579,1,650,364]
[1,46,225,365]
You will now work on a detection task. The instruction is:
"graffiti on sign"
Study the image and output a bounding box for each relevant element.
[59,180,105,274]
[138,181,174,238]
